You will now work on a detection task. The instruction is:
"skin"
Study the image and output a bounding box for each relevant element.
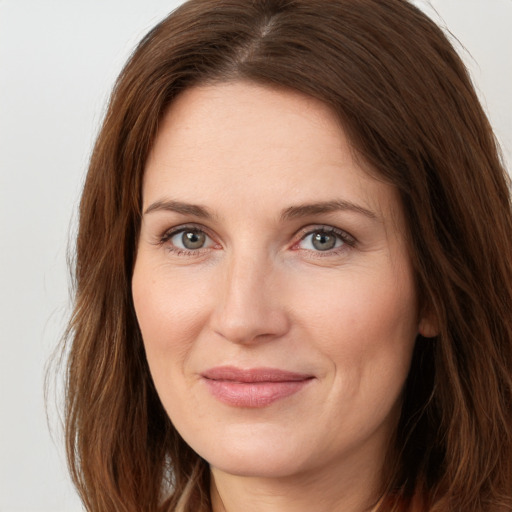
[132,82,434,512]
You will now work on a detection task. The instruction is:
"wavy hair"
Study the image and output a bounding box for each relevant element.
[62,0,512,510]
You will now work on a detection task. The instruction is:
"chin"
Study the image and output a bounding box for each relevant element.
[210,450,307,479]
[180,422,314,478]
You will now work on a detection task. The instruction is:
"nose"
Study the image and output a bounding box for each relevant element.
[210,252,290,344]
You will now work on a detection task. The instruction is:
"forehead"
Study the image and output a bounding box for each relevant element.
[143,82,401,225]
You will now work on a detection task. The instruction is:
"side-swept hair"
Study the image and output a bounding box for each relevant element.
[63,1,512,510]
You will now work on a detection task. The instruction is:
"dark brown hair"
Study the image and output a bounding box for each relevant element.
[63,0,512,510]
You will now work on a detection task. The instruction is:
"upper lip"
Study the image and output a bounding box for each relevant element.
[201,366,314,383]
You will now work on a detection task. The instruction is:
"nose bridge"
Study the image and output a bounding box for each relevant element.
[211,247,288,344]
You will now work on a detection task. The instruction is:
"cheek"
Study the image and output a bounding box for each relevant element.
[288,267,418,451]
[297,261,416,325]
[131,262,218,436]
[131,261,213,374]
[290,263,418,387]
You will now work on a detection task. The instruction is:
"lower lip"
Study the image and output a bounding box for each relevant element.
[203,379,312,407]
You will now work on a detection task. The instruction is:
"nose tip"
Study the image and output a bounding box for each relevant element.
[210,257,290,345]
[213,306,289,344]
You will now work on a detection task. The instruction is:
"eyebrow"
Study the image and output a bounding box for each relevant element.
[143,198,377,221]
[144,200,214,218]
[280,200,377,221]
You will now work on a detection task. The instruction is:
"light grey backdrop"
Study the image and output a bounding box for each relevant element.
[0,1,510,510]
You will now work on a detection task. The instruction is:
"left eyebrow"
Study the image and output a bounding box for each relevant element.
[280,200,378,221]
[143,199,215,219]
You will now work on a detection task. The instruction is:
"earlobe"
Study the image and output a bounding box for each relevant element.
[418,312,439,338]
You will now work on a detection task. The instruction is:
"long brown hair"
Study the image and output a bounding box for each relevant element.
[63,0,512,510]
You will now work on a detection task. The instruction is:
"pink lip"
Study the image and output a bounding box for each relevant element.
[201,366,314,408]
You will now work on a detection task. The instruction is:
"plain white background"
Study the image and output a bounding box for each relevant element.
[0,1,510,510]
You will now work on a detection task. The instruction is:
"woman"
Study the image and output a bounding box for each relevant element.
[63,0,512,510]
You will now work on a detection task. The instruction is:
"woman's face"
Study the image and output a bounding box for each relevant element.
[132,82,427,481]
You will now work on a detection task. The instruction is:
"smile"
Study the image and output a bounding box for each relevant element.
[201,366,315,408]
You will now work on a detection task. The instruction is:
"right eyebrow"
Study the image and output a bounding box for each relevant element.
[143,199,214,219]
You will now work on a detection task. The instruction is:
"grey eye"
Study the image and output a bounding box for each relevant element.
[298,230,345,252]
[181,230,206,249]
[311,232,337,251]
[165,226,216,253]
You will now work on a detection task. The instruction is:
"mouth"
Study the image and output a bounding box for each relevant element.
[201,366,315,408]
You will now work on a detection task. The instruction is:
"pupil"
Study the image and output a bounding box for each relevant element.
[312,232,336,251]
[182,231,205,249]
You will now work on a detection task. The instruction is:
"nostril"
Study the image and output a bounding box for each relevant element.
[210,300,290,345]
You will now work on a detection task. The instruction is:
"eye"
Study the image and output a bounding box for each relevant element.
[161,227,216,253]
[175,230,207,249]
[296,227,354,252]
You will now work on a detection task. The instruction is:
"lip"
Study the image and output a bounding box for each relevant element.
[201,366,314,408]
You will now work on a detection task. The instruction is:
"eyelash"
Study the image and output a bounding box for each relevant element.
[158,224,356,257]
[158,224,216,256]
[293,226,356,257]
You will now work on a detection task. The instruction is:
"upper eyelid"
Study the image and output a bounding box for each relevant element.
[295,224,356,242]
[161,223,214,239]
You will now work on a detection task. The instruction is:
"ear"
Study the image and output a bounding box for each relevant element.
[418,308,439,338]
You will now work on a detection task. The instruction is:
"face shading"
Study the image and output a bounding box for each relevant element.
[132,82,429,489]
